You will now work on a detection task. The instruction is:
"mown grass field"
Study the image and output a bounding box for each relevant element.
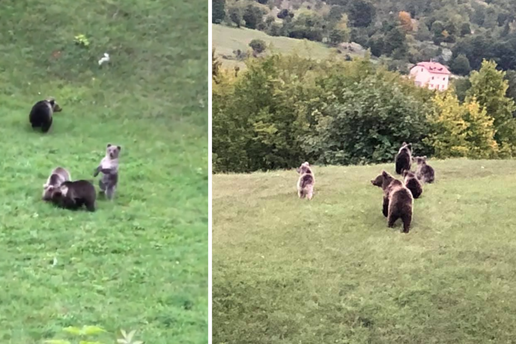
[213,159,516,344]
[0,0,207,343]
[212,24,364,69]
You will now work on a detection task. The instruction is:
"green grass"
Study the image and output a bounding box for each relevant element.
[0,0,207,343]
[213,159,516,344]
[212,24,364,69]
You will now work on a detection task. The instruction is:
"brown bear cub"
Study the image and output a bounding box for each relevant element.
[395,142,412,174]
[413,156,435,183]
[50,180,97,212]
[371,170,414,233]
[93,143,121,200]
[42,167,71,201]
[29,98,62,133]
[296,161,315,200]
[402,169,423,199]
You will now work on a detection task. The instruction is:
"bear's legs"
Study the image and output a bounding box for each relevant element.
[41,117,53,133]
[401,212,412,233]
[105,185,116,200]
[306,186,314,200]
[85,200,96,212]
[98,179,106,195]
[382,197,389,217]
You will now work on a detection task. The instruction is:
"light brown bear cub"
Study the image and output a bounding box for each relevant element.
[296,162,315,200]
[413,156,435,184]
[371,170,413,233]
[42,167,71,201]
[93,143,121,200]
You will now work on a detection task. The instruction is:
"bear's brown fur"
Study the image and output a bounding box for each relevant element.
[371,170,413,233]
[402,169,423,199]
[29,98,62,133]
[296,162,315,200]
[413,156,435,183]
[395,142,412,174]
[50,180,96,212]
[42,166,71,201]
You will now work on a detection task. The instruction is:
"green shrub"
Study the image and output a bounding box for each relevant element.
[213,54,434,172]
[249,39,267,53]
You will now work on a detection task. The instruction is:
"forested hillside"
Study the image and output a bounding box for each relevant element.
[212,0,516,74]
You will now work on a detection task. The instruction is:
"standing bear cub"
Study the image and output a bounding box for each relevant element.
[296,161,315,200]
[29,98,62,133]
[93,143,121,200]
[371,170,414,233]
[395,142,412,174]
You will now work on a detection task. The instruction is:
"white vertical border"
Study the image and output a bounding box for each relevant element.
[207,0,213,341]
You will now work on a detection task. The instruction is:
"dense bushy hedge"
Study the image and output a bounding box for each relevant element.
[213,54,516,173]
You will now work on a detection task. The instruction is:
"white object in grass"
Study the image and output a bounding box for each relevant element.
[98,53,110,66]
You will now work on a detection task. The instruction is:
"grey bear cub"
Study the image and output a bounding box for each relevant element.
[93,143,121,200]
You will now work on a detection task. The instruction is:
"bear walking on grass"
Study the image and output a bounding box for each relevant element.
[395,142,412,175]
[29,98,62,133]
[371,170,413,233]
[402,169,423,199]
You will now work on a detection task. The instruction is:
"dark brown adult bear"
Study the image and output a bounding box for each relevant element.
[395,142,412,174]
[371,170,414,233]
[413,156,435,183]
[29,98,62,133]
[402,169,423,199]
[50,180,96,212]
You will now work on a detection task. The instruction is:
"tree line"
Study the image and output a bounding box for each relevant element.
[213,53,516,173]
[212,0,516,80]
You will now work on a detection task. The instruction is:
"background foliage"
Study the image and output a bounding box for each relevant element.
[213,53,516,173]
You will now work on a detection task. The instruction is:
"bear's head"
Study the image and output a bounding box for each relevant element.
[399,142,412,153]
[106,143,122,159]
[412,156,427,165]
[402,169,417,179]
[47,98,63,113]
[296,161,311,174]
[371,170,394,189]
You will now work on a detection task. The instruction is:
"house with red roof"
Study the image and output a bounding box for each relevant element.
[409,62,451,91]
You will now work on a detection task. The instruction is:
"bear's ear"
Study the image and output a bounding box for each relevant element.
[402,141,407,145]
[423,156,427,160]
[107,143,112,148]
[117,145,121,151]
[48,99,55,106]
[407,143,412,149]
[382,170,388,177]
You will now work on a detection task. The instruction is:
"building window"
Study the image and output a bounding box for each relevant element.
[421,68,423,72]
[432,76,434,80]
[443,77,446,80]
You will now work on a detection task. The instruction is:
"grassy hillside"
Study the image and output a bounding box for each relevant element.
[213,159,516,343]
[213,24,364,69]
[0,0,207,343]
